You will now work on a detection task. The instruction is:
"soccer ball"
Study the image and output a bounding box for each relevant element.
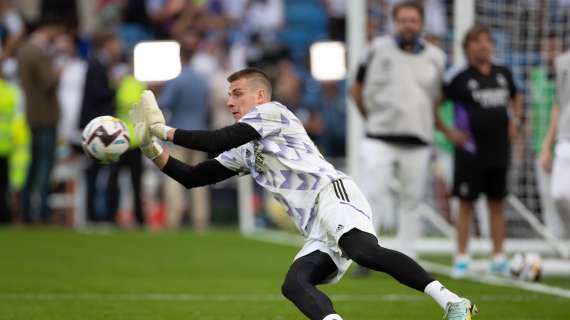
[81,115,130,163]
[509,253,543,282]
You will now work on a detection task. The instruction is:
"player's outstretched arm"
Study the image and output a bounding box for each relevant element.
[139,90,260,153]
[141,139,237,189]
[160,157,238,189]
[169,123,260,153]
[130,101,238,188]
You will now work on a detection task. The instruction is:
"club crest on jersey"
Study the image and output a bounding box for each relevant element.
[496,74,507,87]
[467,79,479,90]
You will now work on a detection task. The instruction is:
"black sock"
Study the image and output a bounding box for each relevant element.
[339,229,434,292]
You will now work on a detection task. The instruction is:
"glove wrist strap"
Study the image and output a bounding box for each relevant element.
[141,140,163,160]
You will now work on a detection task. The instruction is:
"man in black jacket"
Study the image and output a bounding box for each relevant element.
[78,29,123,224]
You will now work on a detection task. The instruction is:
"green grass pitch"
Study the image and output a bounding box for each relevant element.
[0,228,569,319]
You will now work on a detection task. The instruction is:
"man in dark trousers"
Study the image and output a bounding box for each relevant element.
[439,25,523,278]
[17,17,63,223]
[78,29,123,224]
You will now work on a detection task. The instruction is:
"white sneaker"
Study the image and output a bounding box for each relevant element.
[489,257,510,276]
[444,298,478,320]
[451,260,469,279]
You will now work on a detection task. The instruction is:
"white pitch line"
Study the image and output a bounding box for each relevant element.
[419,260,570,299]
[0,293,549,302]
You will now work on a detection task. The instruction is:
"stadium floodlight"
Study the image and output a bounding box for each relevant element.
[310,41,346,81]
[134,41,181,82]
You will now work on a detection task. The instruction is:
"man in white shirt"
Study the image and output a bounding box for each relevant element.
[350,1,446,262]
[541,48,570,237]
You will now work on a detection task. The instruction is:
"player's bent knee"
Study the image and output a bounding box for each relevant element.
[281,274,304,301]
[281,280,293,300]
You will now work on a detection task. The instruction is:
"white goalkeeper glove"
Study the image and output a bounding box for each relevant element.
[135,122,164,160]
[129,104,163,160]
[140,90,172,141]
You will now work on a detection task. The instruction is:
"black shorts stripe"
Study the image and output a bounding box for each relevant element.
[333,181,345,201]
[332,181,342,200]
[338,180,350,202]
[332,180,349,202]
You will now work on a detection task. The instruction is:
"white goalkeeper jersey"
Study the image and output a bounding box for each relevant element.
[216,101,347,236]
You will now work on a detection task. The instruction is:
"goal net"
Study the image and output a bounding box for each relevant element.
[238,0,570,273]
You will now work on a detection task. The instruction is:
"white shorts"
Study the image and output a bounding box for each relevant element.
[294,178,377,284]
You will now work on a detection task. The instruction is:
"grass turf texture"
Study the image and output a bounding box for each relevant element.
[0,228,569,319]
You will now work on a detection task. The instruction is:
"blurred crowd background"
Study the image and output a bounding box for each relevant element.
[0,0,365,230]
[0,0,568,237]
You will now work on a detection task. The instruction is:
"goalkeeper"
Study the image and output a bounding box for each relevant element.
[129,67,476,320]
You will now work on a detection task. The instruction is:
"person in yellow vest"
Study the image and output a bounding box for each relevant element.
[0,79,18,223]
[9,112,31,214]
[110,74,146,226]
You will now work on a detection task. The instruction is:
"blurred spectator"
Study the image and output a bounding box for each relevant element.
[385,0,447,39]
[145,0,186,38]
[112,74,146,226]
[17,17,63,224]
[78,29,123,224]
[541,47,570,238]
[208,41,237,130]
[276,0,324,66]
[0,78,18,223]
[273,59,304,109]
[191,33,225,77]
[350,1,446,267]
[40,0,78,29]
[244,0,284,36]
[323,0,346,41]
[118,0,153,53]
[243,0,287,69]
[8,110,30,223]
[0,0,24,78]
[218,0,248,23]
[159,46,211,231]
[442,25,523,277]
[531,33,564,237]
[308,81,347,159]
[55,32,87,149]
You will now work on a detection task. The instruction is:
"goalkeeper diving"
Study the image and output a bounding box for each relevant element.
[129,67,477,320]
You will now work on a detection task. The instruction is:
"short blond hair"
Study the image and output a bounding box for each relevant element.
[227,67,272,96]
